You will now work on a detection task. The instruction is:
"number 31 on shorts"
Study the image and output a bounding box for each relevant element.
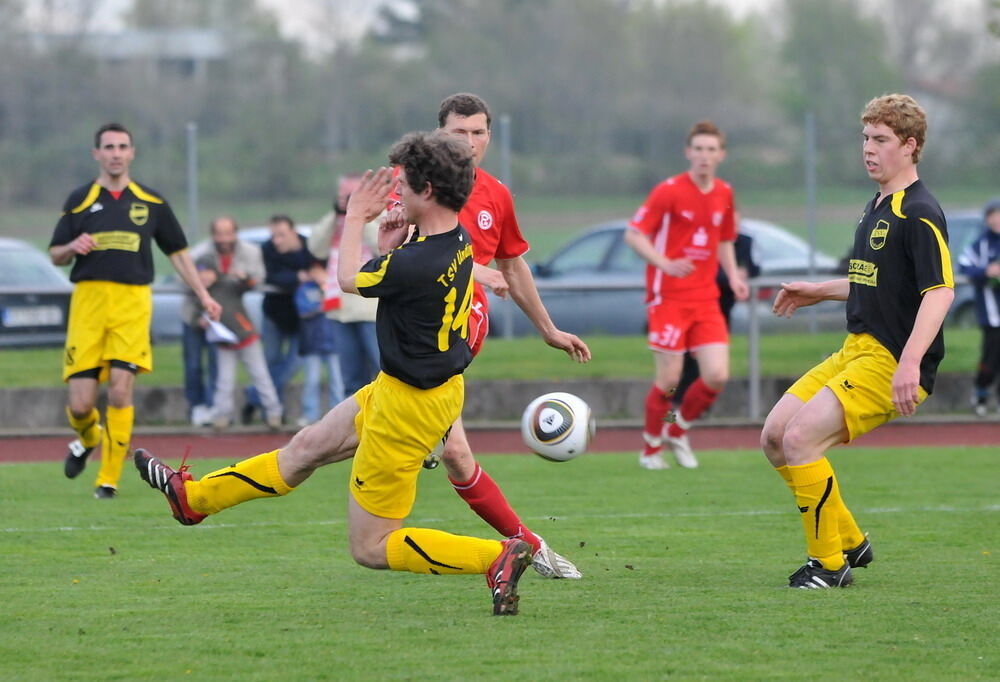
[438,284,473,351]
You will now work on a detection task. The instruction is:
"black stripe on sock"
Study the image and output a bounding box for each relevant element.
[404,535,464,571]
[814,476,834,538]
[206,470,278,495]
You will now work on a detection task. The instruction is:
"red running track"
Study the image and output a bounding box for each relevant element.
[1,421,997,464]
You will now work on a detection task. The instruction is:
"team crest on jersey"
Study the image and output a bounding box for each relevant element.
[869,219,889,250]
[692,226,709,247]
[681,210,695,221]
[129,202,149,226]
[477,210,493,230]
[712,211,724,226]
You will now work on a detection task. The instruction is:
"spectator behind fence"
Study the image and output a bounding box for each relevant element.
[180,238,218,426]
[243,214,312,423]
[308,175,380,395]
[196,216,281,431]
[958,199,1000,416]
[295,262,345,426]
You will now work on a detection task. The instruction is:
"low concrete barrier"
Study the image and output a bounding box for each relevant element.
[1,373,981,430]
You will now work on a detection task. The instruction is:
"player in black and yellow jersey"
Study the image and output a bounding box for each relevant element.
[760,94,954,588]
[135,132,533,615]
[49,123,220,499]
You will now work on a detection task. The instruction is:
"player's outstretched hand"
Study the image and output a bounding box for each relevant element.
[474,264,509,299]
[891,360,921,417]
[772,281,823,318]
[544,330,591,363]
[346,167,394,224]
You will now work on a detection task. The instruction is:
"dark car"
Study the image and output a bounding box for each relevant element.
[487,218,841,337]
[0,237,73,347]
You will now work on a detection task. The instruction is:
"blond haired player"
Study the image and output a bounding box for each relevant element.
[762,94,953,588]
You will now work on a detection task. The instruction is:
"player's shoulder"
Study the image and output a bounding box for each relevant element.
[474,168,513,198]
[899,181,944,224]
[64,181,96,203]
[128,181,168,205]
[715,177,734,194]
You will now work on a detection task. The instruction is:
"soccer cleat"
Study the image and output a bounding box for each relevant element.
[531,536,582,579]
[639,452,670,470]
[844,535,874,569]
[265,414,283,431]
[788,558,853,589]
[666,434,699,469]
[133,448,206,526]
[64,432,100,479]
[93,485,117,499]
[487,539,532,615]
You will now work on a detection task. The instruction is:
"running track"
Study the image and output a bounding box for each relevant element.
[2,421,997,463]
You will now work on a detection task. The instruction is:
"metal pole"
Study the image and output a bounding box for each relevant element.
[186,121,200,242]
[805,111,818,333]
[748,280,761,420]
[498,114,512,189]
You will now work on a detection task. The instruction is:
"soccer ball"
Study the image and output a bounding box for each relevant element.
[521,392,595,462]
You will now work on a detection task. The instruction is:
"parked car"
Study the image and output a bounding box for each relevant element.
[486,218,842,337]
[944,210,986,328]
[0,237,73,347]
[150,225,312,343]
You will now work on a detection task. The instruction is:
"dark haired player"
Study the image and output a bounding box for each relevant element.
[50,122,219,499]
[135,132,533,615]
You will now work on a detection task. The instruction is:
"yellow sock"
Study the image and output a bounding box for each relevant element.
[94,405,133,489]
[779,463,862,553]
[385,528,502,575]
[185,450,293,515]
[67,406,102,449]
[788,458,845,570]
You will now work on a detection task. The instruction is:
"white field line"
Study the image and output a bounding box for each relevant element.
[3,504,998,535]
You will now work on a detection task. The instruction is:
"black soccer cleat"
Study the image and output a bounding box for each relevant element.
[65,439,97,479]
[788,558,853,589]
[93,485,117,499]
[844,536,874,569]
[134,448,206,526]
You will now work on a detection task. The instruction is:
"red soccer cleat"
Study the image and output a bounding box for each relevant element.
[487,539,532,615]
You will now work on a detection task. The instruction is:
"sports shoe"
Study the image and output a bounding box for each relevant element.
[64,433,100,479]
[190,404,213,427]
[265,414,283,431]
[531,536,582,579]
[639,452,669,470]
[788,558,853,589]
[133,448,206,526]
[93,485,117,499]
[487,539,532,615]
[844,535,874,569]
[666,434,699,469]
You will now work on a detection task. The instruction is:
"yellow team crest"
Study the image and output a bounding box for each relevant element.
[129,202,149,226]
[869,219,889,250]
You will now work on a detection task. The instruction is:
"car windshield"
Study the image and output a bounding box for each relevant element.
[947,216,983,263]
[749,225,809,264]
[0,247,69,287]
[547,230,618,275]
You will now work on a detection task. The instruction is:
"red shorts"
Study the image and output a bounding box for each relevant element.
[468,285,489,357]
[647,299,728,354]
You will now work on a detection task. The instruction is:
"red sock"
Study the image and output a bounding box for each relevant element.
[450,464,540,552]
[667,378,719,437]
[644,385,673,443]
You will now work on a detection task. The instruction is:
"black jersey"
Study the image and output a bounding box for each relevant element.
[846,179,952,392]
[356,225,475,389]
[49,181,188,285]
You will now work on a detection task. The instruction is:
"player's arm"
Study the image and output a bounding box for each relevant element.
[49,233,96,266]
[717,240,749,301]
[339,167,394,295]
[772,278,849,317]
[623,228,694,278]
[169,249,222,320]
[473,262,509,298]
[893,286,954,416]
[495,255,591,363]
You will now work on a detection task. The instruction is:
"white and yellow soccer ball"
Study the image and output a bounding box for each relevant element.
[520,392,595,462]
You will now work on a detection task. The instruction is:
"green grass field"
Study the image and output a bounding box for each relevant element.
[2,447,996,680]
[0,329,983,388]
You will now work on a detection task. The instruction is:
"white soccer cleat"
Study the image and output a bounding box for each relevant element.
[531,536,582,579]
[638,452,669,470]
[666,434,699,468]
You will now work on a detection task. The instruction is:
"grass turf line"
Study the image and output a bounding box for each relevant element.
[0,446,996,680]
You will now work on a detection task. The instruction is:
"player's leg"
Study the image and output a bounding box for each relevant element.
[91,364,136,497]
[135,392,362,524]
[62,282,108,479]
[640,350,683,469]
[64,373,102,479]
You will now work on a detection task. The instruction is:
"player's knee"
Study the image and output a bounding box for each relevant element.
[286,426,328,468]
[348,538,388,570]
[701,371,728,390]
[106,386,133,408]
[760,423,783,455]
[442,437,472,464]
[780,423,815,464]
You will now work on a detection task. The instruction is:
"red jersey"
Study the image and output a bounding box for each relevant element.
[628,172,736,304]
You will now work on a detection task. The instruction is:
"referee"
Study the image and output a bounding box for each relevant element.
[49,123,220,499]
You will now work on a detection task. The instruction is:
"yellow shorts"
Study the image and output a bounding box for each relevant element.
[787,332,927,442]
[349,372,464,519]
[63,281,153,382]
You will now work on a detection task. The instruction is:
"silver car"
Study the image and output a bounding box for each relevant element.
[0,237,73,347]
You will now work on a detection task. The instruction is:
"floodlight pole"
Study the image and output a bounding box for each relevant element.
[805,111,818,333]
[499,114,512,189]
[186,121,200,242]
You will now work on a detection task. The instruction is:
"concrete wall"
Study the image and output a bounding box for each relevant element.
[4,373,979,429]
